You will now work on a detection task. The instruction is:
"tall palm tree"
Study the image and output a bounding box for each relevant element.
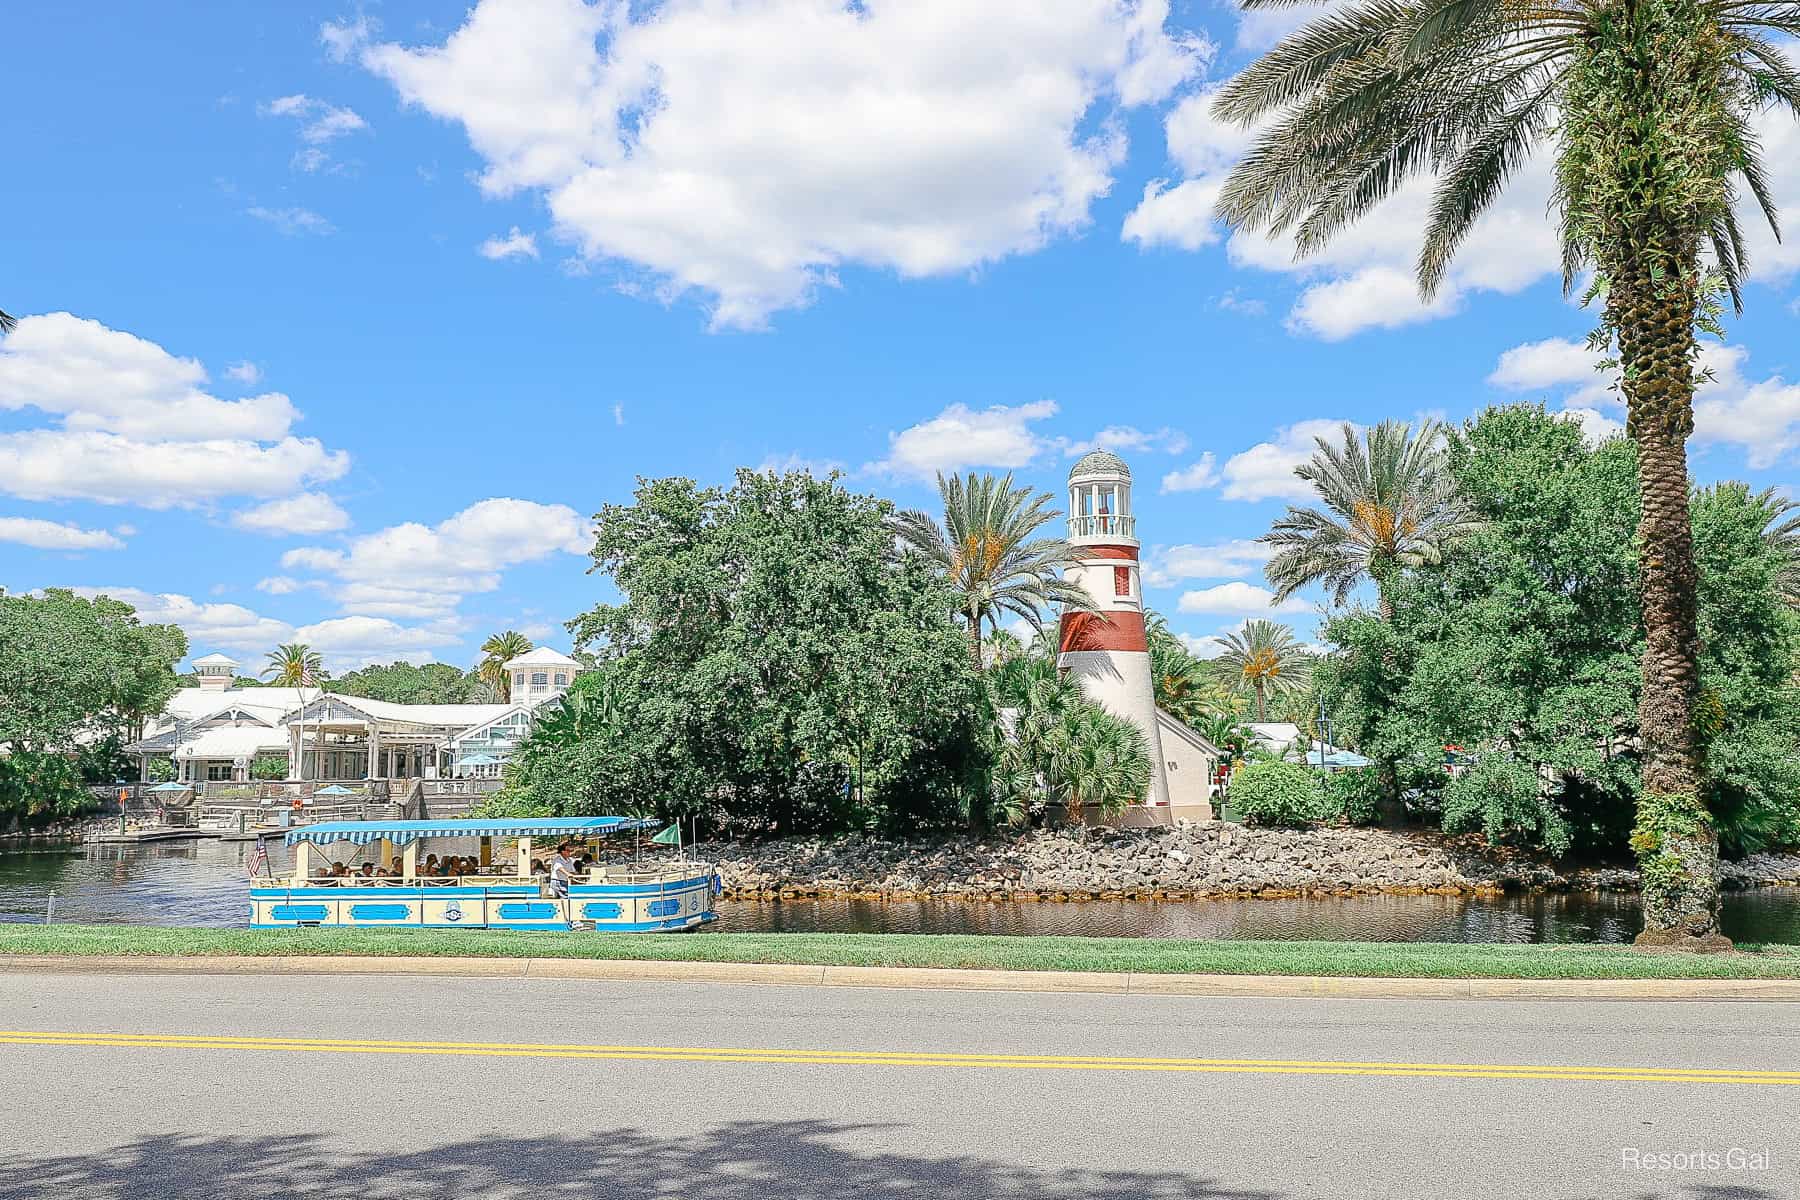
[1215,620,1313,722]
[261,643,323,687]
[1146,611,1240,727]
[478,630,534,702]
[1263,420,1476,616]
[891,472,1095,669]
[1212,0,1799,944]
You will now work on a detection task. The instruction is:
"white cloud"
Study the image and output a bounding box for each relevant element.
[261,94,368,174]
[1219,419,1348,502]
[247,206,335,236]
[233,492,352,536]
[1125,66,1800,340]
[263,94,368,142]
[1233,3,1333,53]
[1142,539,1273,587]
[291,615,460,670]
[1177,581,1310,617]
[1160,452,1219,494]
[1178,631,1226,659]
[70,587,293,654]
[869,400,1060,479]
[281,497,593,619]
[1064,425,1189,458]
[1488,336,1800,464]
[0,313,348,508]
[1693,344,1800,469]
[0,517,126,552]
[1215,289,1266,316]
[612,403,625,426]
[321,14,376,62]
[224,361,263,386]
[478,226,539,261]
[255,576,306,595]
[353,0,1208,328]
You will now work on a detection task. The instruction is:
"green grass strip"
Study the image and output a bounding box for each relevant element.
[4,924,1799,979]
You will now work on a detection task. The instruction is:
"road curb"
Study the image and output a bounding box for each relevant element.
[4,954,1800,1000]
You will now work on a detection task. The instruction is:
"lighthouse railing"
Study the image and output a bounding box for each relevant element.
[1068,514,1135,539]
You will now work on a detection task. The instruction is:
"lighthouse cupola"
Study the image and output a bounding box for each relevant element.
[1066,450,1136,548]
[1056,450,1170,808]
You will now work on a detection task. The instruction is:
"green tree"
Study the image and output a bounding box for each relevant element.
[1229,760,1331,828]
[1213,0,1800,944]
[333,661,479,705]
[261,643,323,687]
[1263,419,1474,615]
[0,589,186,825]
[478,631,533,701]
[545,470,991,835]
[1319,406,1800,862]
[1215,619,1313,722]
[890,472,1094,669]
[1753,490,1800,608]
[1145,612,1241,729]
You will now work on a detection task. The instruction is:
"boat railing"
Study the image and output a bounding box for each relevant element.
[257,866,707,889]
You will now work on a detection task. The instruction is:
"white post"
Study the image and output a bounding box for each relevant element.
[294,840,312,881]
[403,840,419,880]
[517,837,532,878]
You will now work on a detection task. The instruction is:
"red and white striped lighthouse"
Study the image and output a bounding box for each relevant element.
[1057,450,1171,808]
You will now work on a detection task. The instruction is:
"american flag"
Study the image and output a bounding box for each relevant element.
[301,663,318,688]
[245,841,270,879]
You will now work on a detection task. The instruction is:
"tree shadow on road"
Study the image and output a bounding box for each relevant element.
[0,1120,1281,1200]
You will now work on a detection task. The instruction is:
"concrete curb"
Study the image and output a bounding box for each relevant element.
[4,954,1800,1000]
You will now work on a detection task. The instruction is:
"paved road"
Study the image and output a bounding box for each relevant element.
[0,970,1795,1200]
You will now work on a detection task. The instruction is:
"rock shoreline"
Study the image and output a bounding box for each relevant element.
[628,823,1800,902]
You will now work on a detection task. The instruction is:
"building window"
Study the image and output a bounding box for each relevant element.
[553,673,567,686]
[531,672,548,687]
[513,671,524,686]
[1114,566,1131,597]
[206,761,232,781]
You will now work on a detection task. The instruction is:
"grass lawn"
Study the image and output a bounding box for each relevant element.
[3,923,1799,979]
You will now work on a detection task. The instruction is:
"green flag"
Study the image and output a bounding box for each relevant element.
[650,823,681,846]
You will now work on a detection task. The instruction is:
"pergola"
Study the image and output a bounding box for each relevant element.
[285,695,478,781]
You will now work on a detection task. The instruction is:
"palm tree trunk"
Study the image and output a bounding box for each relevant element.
[1616,268,1724,947]
[1254,682,1266,723]
[967,604,985,672]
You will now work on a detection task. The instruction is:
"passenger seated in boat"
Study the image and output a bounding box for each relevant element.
[530,859,545,876]
[424,854,440,876]
[358,863,375,878]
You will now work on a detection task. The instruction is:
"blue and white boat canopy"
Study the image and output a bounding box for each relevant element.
[283,817,661,848]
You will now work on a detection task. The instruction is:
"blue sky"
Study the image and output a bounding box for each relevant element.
[2,1,1797,673]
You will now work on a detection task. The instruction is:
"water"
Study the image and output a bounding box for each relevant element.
[4,838,1798,944]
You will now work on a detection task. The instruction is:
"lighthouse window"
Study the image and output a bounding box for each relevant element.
[1114,566,1131,597]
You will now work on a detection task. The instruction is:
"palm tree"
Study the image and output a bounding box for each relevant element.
[1213,0,1799,945]
[261,643,323,687]
[0,309,15,335]
[891,472,1095,669]
[1214,620,1313,723]
[478,630,533,702]
[1146,612,1240,727]
[991,654,1151,824]
[1263,420,1476,616]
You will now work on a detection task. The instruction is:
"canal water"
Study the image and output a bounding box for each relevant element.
[4,838,1799,944]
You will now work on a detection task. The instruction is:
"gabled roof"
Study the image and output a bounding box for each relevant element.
[503,646,582,669]
[174,726,290,760]
[450,703,537,746]
[1157,709,1222,757]
[190,652,239,668]
[287,692,515,731]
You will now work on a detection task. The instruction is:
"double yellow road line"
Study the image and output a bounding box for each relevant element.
[4,1029,1797,1086]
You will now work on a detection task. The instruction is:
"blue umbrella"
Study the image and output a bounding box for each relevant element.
[150,782,191,792]
[315,784,355,796]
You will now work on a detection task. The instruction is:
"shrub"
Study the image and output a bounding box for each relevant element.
[1323,768,1383,825]
[1230,760,1330,828]
[1440,754,1572,856]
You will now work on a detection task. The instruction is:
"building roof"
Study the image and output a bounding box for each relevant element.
[1069,449,1131,480]
[190,652,239,668]
[503,646,582,669]
[290,692,516,730]
[1156,710,1222,757]
[163,687,313,723]
[174,725,291,760]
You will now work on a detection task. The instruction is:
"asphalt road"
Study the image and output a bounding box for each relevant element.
[1,970,1795,1200]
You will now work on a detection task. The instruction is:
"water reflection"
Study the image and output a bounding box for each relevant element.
[2,838,1796,944]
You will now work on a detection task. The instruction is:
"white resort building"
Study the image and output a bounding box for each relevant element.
[126,649,585,803]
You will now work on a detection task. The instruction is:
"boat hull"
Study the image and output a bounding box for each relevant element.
[250,875,717,932]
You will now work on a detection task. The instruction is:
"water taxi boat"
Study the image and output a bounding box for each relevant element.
[251,817,718,932]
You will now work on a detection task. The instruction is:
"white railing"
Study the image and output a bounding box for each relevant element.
[1067,514,1135,539]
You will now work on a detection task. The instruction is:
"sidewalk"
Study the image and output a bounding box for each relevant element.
[7,953,1799,1000]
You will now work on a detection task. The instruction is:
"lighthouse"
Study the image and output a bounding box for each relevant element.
[1057,450,1172,809]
